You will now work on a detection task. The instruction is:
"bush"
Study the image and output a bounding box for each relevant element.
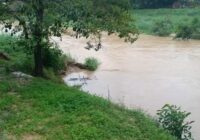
[157,104,194,140]
[152,19,173,36]
[175,24,193,39]
[43,47,67,74]
[84,57,99,71]
[190,18,200,39]
[175,18,200,40]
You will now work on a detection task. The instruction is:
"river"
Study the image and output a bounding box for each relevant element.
[55,34,200,140]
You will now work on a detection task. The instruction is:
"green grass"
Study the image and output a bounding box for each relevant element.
[84,57,100,71]
[0,78,176,140]
[133,8,200,35]
[0,35,34,75]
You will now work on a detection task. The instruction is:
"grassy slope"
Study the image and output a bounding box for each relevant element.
[133,8,200,34]
[0,78,176,140]
[0,36,175,139]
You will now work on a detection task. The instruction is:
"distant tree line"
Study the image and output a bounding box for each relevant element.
[131,0,200,9]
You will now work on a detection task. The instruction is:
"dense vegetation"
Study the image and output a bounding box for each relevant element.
[134,8,200,39]
[131,0,200,9]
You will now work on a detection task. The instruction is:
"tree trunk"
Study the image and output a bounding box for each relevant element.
[33,0,44,76]
[34,40,43,76]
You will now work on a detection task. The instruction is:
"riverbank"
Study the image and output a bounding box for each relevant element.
[0,77,176,140]
[0,35,176,139]
[59,34,200,140]
[134,8,200,38]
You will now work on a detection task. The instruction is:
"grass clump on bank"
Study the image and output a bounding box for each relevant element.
[84,57,100,71]
[0,77,176,140]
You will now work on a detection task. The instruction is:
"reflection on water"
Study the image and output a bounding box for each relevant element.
[55,34,200,140]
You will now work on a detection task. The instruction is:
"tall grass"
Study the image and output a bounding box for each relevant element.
[133,8,200,38]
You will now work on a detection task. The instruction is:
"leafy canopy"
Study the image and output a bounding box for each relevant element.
[0,0,138,76]
[0,0,138,42]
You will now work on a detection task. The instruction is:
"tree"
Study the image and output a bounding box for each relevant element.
[0,0,138,76]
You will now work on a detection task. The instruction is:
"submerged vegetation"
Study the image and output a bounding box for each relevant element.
[84,57,100,71]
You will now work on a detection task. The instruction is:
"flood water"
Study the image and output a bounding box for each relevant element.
[55,34,200,139]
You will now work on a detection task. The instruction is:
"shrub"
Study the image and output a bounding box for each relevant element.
[190,18,200,39]
[175,24,193,39]
[157,104,194,140]
[84,57,99,71]
[43,47,67,74]
[152,19,173,36]
[175,18,200,40]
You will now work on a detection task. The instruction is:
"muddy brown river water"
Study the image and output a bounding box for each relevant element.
[55,34,200,139]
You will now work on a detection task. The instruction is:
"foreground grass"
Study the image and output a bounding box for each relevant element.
[0,77,176,140]
[133,8,200,35]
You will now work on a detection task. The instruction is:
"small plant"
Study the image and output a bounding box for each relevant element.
[157,104,194,140]
[152,19,173,36]
[84,57,99,71]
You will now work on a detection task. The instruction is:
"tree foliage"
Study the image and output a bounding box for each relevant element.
[157,104,194,140]
[0,0,138,76]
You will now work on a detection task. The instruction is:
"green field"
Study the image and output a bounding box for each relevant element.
[134,8,200,35]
